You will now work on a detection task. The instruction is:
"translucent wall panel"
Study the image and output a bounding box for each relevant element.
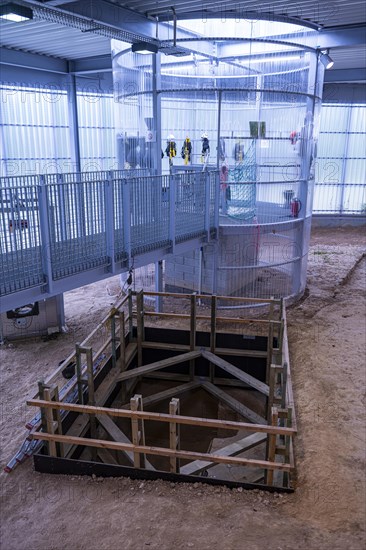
[77,91,117,171]
[0,85,71,177]
[314,103,366,213]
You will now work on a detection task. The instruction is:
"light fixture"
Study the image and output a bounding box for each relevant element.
[131,42,158,55]
[0,2,33,22]
[319,50,334,69]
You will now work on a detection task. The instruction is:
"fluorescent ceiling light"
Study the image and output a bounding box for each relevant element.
[0,3,33,22]
[131,42,158,55]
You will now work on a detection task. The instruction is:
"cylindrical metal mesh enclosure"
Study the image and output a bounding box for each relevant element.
[112,19,325,301]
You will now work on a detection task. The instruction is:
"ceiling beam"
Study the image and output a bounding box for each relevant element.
[0,46,68,74]
[318,26,366,48]
[69,55,113,74]
[324,68,366,83]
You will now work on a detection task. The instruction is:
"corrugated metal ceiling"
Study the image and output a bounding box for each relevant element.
[0,0,364,71]
[120,0,366,29]
[0,19,111,60]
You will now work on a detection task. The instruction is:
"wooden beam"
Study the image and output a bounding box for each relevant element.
[116,350,201,382]
[142,341,267,359]
[31,432,292,472]
[266,406,279,485]
[136,291,144,368]
[144,311,281,325]
[169,398,180,473]
[121,381,201,409]
[180,432,267,475]
[201,350,270,397]
[97,448,119,465]
[28,400,296,436]
[118,311,126,372]
[281,307,297,432]
[142,291,279,305]
[201,382,267,425]
[39,296,129,390]
[266,321,274,384]
[96,413,155,471]
[190,293,197,380]
[43,388,57,457]
[64,366,123,458]
[143,372,190,383]
[144,372,260,388]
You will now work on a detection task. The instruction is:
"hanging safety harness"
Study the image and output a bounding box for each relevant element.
[181,138,192,164]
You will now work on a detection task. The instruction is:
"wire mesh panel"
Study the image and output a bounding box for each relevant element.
[175,171,207,241]
[46,177,109,279]
[129,175,170,255]
[112,21,324,301]
[0,185,44,295]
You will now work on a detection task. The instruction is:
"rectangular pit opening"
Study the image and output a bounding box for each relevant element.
[24,291,296,492]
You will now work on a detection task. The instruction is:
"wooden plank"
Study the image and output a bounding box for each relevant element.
[97,448,119,466]
[144,372,259,388]
[169,398,180,473]
[96,414,155,471]
[28,399,296,436]
[142,341,267,358]
[190,294,196,380]
[142,291,279,305]
[281,307,297,431]
[144,311,281,325]
[64,366,123,458]
[32,432,292,472]
[143,372,191,382]
[266,321,274,384]
[118,311,126,372]
[121,381,201,409]
[116,350,201,382]
[180,432,267,475]
[202,382,267,425]
[40,297,128,389]
[266,406,279,485]
[43,388,57,457]
[136,291,144,368]
[130,396,141,468]
[201,350,270,396]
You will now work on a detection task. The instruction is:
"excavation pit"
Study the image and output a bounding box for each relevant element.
[26,292,296,492]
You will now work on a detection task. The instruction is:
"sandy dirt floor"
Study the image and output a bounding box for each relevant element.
[0,227,365,550]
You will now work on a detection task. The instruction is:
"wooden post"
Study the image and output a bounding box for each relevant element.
[265,406,278,486]
[128,289,134,340]
[267,364,276,421]
[281,361,288,410]
[85,347,97,460]
[169,398,180,473]
[136,291,144,368]
[283,407,292,488]
[110,311,117,369]
[119,311,126,372]
[52,386,64,458]
[37,380,47,433]
[190,293,197,380]
[279,298,284,321]
[130,395,146,468]
[266,321,274,384]
[43,388,57,457]
[210,295,217,382]
[269,296,274,321]
[75,343,84,404]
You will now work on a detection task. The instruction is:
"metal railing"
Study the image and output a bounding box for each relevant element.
[0,170,219,301]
